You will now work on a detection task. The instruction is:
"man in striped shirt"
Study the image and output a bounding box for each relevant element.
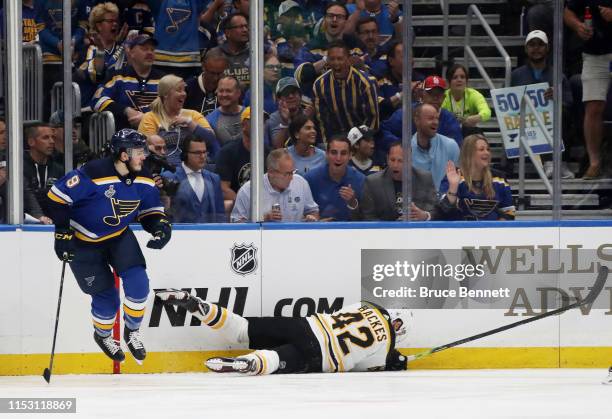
[313,40,380,142]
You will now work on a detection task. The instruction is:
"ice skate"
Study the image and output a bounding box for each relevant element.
[206,355,260,375]
[155,289,210,316]
[602,367,612,385]
[123,327,146,364]
[93,332,125,362]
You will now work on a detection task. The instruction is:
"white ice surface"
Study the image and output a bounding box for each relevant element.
[0,369,610,419]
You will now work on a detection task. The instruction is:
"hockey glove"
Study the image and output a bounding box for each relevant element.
[146,219,172,249]
[54,228,75,262]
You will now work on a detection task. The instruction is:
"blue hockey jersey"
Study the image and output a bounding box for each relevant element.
[47,158,165,242]
[149,0,207,68]
[35,0,87,64]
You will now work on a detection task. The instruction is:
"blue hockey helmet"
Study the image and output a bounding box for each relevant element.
[110,129,148,155]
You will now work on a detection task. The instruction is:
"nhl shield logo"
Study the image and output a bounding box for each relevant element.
[230,243,258,276]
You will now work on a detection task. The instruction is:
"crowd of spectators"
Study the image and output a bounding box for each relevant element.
[0,0,610,224]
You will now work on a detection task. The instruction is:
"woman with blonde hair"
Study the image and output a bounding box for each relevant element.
[139,74,218,166]
[440,134,515,221]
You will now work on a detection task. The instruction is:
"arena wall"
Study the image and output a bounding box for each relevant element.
[1,222,611,375]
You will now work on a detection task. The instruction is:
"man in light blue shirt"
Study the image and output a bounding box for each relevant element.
[412,103,460,191]
[231,149,319,222]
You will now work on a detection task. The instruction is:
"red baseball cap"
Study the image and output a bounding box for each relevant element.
[423,75,447,91]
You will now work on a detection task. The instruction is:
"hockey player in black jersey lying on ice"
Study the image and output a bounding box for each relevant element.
[156,289,410,375]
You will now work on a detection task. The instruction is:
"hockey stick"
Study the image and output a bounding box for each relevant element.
[406,265,609,362]
[43,260,67,383]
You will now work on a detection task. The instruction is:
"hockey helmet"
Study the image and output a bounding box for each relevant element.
[387,309,412,347]
[110,129,148,155]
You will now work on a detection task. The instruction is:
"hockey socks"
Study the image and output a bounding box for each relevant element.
[156,289,249,343]
[206,350,280,376]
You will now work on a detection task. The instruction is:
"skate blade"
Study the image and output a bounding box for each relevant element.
[205,357,249,373]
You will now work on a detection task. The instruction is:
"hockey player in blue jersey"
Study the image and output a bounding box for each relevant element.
[46,129,172,364]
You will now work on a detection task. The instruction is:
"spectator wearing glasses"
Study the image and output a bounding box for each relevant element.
[231,149,319,222]
[304,136,365,221]
[294,2,366,75]
[209,12,251,87]
[346,0,401,43]
[76,2,127,106]
[162,135,225,223]
[184,49,229,116]
[266,77,316,149]
[243,54,283,115]
[313,40,379,142]
[354,17,388,77]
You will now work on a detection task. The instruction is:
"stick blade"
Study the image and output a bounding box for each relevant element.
[43,368,51,383]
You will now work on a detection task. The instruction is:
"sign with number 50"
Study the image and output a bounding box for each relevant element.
[491,83,559,158]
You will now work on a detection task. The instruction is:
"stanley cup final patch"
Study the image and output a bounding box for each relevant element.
[230,243,258,275]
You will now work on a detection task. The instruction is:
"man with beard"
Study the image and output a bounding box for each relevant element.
[46,129,171,364]
[313,40,379,142]
[91,31,163,130]
[208,13,251,87]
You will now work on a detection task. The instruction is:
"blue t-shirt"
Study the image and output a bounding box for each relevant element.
[287,145,326,176]
[304,163,365,221]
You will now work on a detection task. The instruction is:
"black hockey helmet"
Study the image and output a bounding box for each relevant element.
[110,128,148,156]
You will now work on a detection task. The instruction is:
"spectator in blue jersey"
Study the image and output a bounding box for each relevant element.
[138,74,218,166]
[75,2,126,107]
[286,114,326,176]
[35,0,88,120]
[412,103,460,191]
[346,0,401,42]
[294,2,367,76]
[162,135,225,223]
[266,77,316,149]
[91,31,164,130]
[348,125,382,176]
[355,17,388,77]
[313,40,379,143]
[122,1,154,33]
[380,75,463,153]
[46,129,172,363]
[243,54,282,115]
[231,149,319,222]
[207,76,245,146]
[377,41,425,121]
[208,13,251,87]
[184,49,229,116]
[440,134,515,221]
[0,0,38,43]
[149,0,208,80]
[304,136,365,221]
